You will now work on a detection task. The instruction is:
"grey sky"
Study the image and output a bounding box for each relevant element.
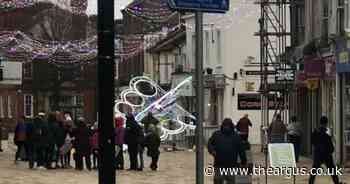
[87,0,132,19]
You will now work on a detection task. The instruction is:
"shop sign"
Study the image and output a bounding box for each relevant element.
[237,93,282,110]
[324,57,336,80]
[304,58,325,78]
[336,38,350,73]
[306,78,319,91]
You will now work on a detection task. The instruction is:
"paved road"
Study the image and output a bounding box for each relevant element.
[0,139,349,184]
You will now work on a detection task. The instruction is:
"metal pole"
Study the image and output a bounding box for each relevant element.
[97,0,116,183]
[195,11,204,184]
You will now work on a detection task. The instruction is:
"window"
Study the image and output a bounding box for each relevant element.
[7,95,12,118]
[24,94,33,118]
[23,63,32,79]
[322,0,330,41]
[205,31,210,65]
[296,0,305,43]
[337,0,345,35]
[216,30,221,64]
[192,34,196,70]
[0,96,4,118]
[75,95,84,106]
[204,89,219,125]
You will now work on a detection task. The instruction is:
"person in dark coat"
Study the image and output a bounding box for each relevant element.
[144,124,161,171]
[14,116,27,163]
[115,117,125,170]
[32,114,46,169]
[125,113,143,171]
[54,112,67,168]
[236,114,252,141]
[25,118,35,169]
[72,117,91,171]
[45,113,57,169]
[309,116,342,184]
[208,118,247,184]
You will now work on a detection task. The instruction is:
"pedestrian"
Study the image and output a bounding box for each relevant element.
[33,113,46,169]
[287,115,302,163]
[115,116,125,170]
[125,113,142,171]
[72,117,92,171]
[268,114,287,143]
[90,123,99,170]
[55,111,67,168]
[45,112,57,169]
[25,117,35,169]
[137,126,145,171]
[309,116,343,184]
[0,119,3,152]
[144,124,161,171]
[236,114,252,142]
[207,118,247,184]
[14,116,27,163]
[63,113,73,168]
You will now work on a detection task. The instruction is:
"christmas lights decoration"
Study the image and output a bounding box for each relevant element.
[114,76,196,141]
[0,0,87,15]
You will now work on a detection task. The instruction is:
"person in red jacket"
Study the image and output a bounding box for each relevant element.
[236,114,252,142]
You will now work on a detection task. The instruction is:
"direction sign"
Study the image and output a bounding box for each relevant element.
[168,0,229,13]
[275,69,295,81]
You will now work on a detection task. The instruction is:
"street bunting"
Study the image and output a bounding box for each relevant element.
[168,0,229,13]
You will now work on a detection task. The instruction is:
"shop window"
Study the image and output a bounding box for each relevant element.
[24,94,33,118]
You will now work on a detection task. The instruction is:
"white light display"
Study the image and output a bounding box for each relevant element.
[115,76,196,141]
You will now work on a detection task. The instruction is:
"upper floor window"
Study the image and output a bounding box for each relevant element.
[216,30,221,64]
[337,0,346,35]
[23,63,32,79]
[322,0,330,41]
[24,94,33,118]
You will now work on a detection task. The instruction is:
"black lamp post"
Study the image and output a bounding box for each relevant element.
[97,0,115,184]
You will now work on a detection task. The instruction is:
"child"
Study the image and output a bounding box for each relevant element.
[60,134,73,168]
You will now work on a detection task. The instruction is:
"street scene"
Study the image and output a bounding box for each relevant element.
[1,0,350,184]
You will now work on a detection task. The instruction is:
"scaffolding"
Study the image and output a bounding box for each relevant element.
[255,0,291,129]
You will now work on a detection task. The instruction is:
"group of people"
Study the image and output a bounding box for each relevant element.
[13,111,162,172]
[13,111,99,170]
[122,112,161,171]
[208,113,343,184]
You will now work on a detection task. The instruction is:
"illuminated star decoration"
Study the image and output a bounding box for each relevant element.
[114,76,196,141]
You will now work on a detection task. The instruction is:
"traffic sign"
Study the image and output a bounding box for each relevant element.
[275,69,295,81]
[168,0,229,13]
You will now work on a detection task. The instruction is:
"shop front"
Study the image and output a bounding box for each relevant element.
[336,38,350,166]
